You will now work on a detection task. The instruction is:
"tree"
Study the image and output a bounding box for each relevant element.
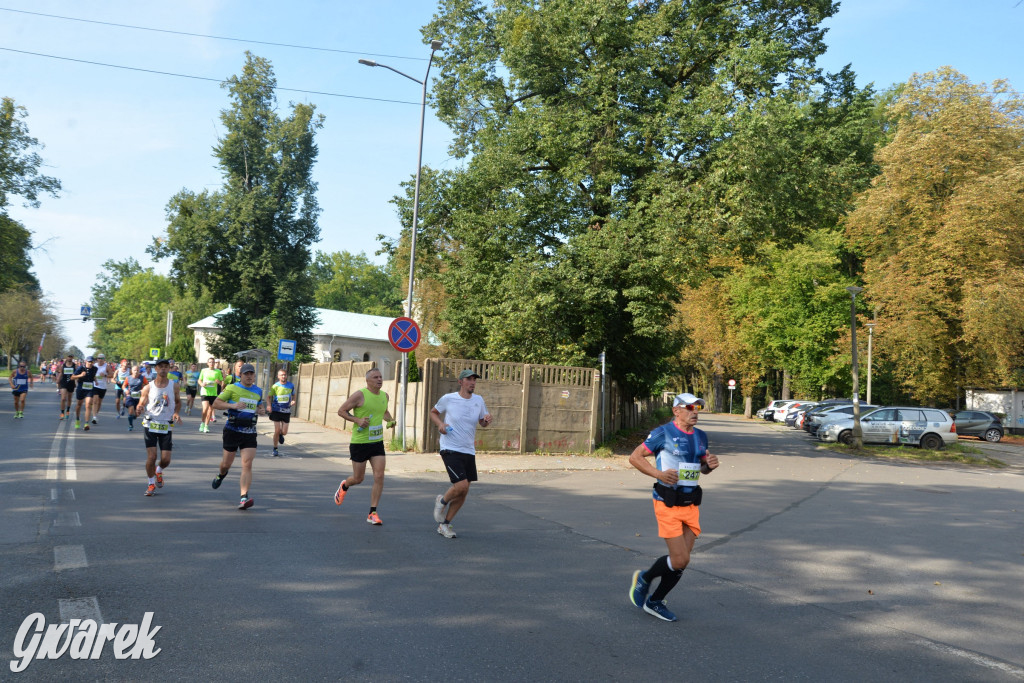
[0,214,39,293]
[416,0,854,395]
[151,53,323,357]
[0,287,60,370]
[845,68,1024,402]
[307,250,403,316]
[90,258,145,352]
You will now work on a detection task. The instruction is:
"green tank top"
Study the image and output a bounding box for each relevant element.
[351,387,389,443]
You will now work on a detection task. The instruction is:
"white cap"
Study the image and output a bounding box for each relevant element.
[673,393,706,408]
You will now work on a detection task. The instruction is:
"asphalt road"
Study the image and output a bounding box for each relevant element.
[2,388,1023,681]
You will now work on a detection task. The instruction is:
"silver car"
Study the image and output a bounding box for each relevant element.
[819,406,957,450]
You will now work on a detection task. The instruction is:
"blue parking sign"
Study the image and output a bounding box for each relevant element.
[278,339,296,361]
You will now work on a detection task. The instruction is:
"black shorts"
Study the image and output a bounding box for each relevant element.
[202,395,217,403]
[269,411,290,423]
[350,441,386,462]
[143,428,173,451]
[440,450,477,483]
[116,385,125,397]
[125,398,139,409]
[60,382,76,393]
[223,429,258,452]
[92,387,107,399]
[186,386,197,397]
[12,390,26,396]
[75,388,93,401]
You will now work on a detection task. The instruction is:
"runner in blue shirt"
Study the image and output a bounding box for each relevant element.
[10,361,32,418]
[627,393,720,622]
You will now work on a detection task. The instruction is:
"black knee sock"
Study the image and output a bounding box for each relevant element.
[642,555,671,583]
[650,569,684,602]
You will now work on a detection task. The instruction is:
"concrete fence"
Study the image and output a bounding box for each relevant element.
[292,357,667,453]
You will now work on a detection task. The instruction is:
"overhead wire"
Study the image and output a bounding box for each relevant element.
[0,47,421,105]
[0,6,428,61]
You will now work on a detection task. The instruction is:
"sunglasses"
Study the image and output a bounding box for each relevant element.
[678,404,702,412]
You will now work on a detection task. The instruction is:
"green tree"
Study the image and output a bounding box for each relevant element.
[845,68,1024,402]
[307,250,403,316]
[151,53,323,357]
[90,258,144,352]
[0,214,39,293]
[414,0,853,395]
[0,287,60,370]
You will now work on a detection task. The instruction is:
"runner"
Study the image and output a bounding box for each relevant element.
[197,357,223,433]
[333,368,395,525]
[627,393,720,623]
[168,361,183,384]
[184,363,200,416]
[89,353,113,424]
[58,353,76,419]
[136,358,182,496]
[267,368,296,457]
[210,363,265,510]
[10,360,32,418]
[70,356,98,431]
[114,359,131,417]
[428,369,493,539]
[122,365,148,431]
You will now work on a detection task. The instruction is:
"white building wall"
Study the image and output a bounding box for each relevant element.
[965,389,1023,432]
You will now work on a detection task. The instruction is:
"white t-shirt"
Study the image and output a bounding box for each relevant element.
[434,392,488,455]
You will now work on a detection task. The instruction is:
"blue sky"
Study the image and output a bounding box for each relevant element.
[2,1,1021,354]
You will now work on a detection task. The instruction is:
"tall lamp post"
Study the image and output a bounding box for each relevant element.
[846,286,864,448]
[866,322,875,406]
[359,39,443,450]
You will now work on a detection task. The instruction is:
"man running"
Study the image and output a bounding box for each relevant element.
[89,353,113,425]
[266,368,296,457]
[114,359,132,417]
[197,357,223,433]
[122,365,148,431]
[333,368,395,525]
[627,393,720,623]
[136,358,181,496]
[210,363,264,510]
[184,363,200,416]
[10,360,32,418]
[70,356,99,431]
[58,353,77,419]
[428,369,493,538]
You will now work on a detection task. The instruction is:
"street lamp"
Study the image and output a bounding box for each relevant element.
[360,39,443,450]
[846,285,864,448]
[866,321,875,406]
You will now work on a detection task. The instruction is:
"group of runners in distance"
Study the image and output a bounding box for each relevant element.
[13,355,716,624]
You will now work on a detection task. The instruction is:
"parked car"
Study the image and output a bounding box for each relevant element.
[806,404,878,436]
[762,400,794,422]
[818,406,957,449]
[953,411,1003,442]
[783,402,817,427]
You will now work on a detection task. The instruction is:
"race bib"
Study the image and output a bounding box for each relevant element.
[15,378,27,386]
[678,462,701,484]
[239,397,258,411]
[145,421,170,433]
[63,367,73,376]
[82,382,93,390]
[131,391,142,399]
[369,424,384,441]
[276,392,291,404]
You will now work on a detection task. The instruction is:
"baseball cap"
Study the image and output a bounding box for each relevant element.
[154,358,170,365]
[673,392,706,408]
[97,353,105,359]
[240,363,256,374]
[85,355,95,362]
[458,369,480,380]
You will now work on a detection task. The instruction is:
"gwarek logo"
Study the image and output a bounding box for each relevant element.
[10,612,161,673]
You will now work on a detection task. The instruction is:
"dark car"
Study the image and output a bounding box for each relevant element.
[953,411,1003,442]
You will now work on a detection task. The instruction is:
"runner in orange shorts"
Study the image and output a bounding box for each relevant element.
[627,392,720,622]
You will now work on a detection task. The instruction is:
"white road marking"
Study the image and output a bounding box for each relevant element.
[65,427,77,480]
[914,637,1024,677]
[46,421,65,480]
[53,512,81,527]
[50,488,58,501]
[53,545,88,571]
[59,597,103,624]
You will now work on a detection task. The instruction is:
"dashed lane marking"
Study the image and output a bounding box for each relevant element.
[54,545,88,571]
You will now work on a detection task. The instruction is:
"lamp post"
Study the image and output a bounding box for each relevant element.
[846,286,864,448]
[359,39,443,450]
[866,322,875,406]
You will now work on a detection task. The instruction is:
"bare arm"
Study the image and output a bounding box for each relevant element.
[336,391,367,428]
[628,443,678,486]
[429,407,449,434]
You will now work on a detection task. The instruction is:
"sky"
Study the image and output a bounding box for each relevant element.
[2,0,1022,355]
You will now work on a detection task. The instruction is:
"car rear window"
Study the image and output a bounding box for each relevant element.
[898,409,924,421]
[923,410,948,422]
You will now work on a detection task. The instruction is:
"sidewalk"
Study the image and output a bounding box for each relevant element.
[257,418,633,474]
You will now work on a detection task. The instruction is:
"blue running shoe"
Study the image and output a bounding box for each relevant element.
[630,570,650,608]
[212,474,225,489]
[643,599,677,622]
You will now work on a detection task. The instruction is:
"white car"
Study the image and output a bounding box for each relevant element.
[807,404,876,435]
[763,400,795,422]
[818,406,957,450]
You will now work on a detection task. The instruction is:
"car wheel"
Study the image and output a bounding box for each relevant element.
[984,428,1003,443]
[838,430,853,446]
[920,434,943,450]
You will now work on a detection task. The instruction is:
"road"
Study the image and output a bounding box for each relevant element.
[2,387,1023,681]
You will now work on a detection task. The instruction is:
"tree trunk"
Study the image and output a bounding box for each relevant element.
[744,394,752,418]
[781,369,791,400]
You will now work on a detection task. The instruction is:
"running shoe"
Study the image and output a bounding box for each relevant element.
[643,599,677,622]
[156,472,163,488]
[83,424,90,431]
[367,512,382,525]
[212,474,224,489]
[75,420,81,429]
[437,523,457,539]
[630,570,650,608]
[238,495,254,510]
[91,417,98,425]
[199,423,206,433]
[145,484,156,497]
[433,495,447,523]
[278,434,284,444]
[128,424,134,431]
[117,412,121,419]
[272,448,280,457]
[334,482,347,505]
[59,412,65,420]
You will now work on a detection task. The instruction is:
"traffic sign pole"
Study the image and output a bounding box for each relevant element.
[728,379,737,414]
[388,318,422,451]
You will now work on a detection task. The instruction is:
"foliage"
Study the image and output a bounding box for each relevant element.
[150,53,323,357]
[0,97,62,212]
[0,214,39,293]
[0,287,63,370]
[844,68,1024,402]
[307,250,403,316]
